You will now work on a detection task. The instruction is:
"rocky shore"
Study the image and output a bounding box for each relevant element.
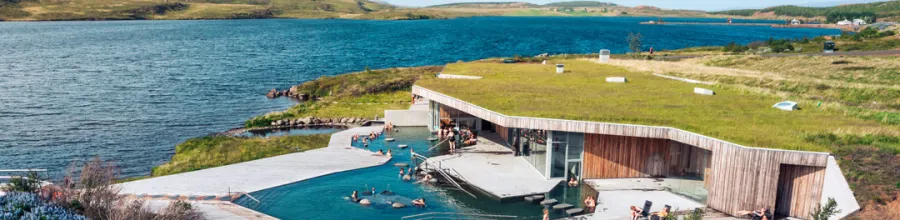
[220,116,373,136]
[266,86,311,100]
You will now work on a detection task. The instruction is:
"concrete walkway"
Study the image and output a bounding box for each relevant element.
[118,126,389,219]
[425,134,559,199]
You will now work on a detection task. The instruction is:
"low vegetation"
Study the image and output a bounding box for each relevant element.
[416,59,898,152]
[245,66,439,128]
[151,134,329,176]
[710,1,900,22]
[1,158,204,220]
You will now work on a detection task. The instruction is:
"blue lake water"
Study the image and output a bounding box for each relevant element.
[0,17,840,177]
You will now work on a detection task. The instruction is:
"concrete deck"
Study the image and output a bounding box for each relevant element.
[425,134,559,199]
[120,126,387,197]
[146,199,277,220]
[573,179,706,220]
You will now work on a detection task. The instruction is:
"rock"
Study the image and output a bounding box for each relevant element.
[324,118,333,124]
[289,120,296,126]
[265,89,280,98]
[288,86,299,97]
[359,199,371,206]
[340,118,348,123]
[270,121,278,126]
[312,118,322,124]
[301,117,313,125]
[392,202,406,208]
[297,93,309,101]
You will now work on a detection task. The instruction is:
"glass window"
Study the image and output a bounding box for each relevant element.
[567,133,584,160]
[551,142,567,178]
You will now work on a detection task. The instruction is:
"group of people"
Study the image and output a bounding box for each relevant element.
[352,130,384,149]
[630,205,670,220]
[374,149,392,157]
[437,126,481,153]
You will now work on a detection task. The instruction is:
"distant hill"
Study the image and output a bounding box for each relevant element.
[427,2,539,8]
[543,1,617,7]
[0,0,397,21]
[709,1,900,22]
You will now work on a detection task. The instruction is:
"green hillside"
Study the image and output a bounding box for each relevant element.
[543,1,617,7]
[427,2,538,8]
[0,0,397,21]
[710,1,900,22]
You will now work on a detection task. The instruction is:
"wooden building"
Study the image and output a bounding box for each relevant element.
[413,85,858,219]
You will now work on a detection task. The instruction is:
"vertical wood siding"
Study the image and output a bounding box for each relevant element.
[776,165,826,219]
[413,85,831,217]
[583,134,670,178]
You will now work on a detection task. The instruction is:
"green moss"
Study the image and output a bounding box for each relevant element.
[151,134,329,176]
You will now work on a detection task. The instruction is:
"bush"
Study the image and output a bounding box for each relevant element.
[810,197,840,220]
[1,170,43,193]
[0,192,86,220]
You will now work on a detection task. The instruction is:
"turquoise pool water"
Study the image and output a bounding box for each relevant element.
[234,127,594,219]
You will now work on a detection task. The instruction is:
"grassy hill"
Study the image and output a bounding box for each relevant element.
[427,2,538,8]
[543,1,616,7]
[0,0,405,21]
[710,1,900,22]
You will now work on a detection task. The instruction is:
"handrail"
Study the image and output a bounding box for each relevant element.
[230,186,260,204]
[427,138,449,151]
[432,166,477,199]
[445,168,468,182]
[401,212,517,220]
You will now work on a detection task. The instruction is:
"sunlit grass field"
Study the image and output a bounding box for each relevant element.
[416,59,899,152]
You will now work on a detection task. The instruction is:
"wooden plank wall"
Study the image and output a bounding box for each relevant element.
[775,165,826,219]
[414,85,832,217]
[495,124,508,143]
[669,141,713,187]
[583,134,670,178]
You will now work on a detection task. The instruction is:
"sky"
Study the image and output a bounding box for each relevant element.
[380,0,887,11]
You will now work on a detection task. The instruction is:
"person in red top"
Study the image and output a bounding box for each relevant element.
[649,47,654,55]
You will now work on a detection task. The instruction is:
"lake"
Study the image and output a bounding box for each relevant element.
[0,17,840,177]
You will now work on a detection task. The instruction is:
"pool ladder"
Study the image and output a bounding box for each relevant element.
[401,212,517,220]
[412,153,477,199]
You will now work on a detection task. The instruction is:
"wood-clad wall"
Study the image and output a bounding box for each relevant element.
[413,85,833,218]
[669,142,713,187]
[583,134,670,178]
[776,165,826,219]
[495,124,508,142]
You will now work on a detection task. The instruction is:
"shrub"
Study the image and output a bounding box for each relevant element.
[0,192,86,220]
[810,197,840,220]
[1,170,43,193]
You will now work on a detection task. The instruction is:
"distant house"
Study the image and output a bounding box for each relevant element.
[791,19,801,25]
[837,19,852,26]
[853,19,867,26]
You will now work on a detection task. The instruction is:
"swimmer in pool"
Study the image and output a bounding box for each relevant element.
[412,198,426,207]
[386,149,392,157]
[350,191,360,203]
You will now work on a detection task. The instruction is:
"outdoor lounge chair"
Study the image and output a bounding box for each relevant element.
[641,200,652,219]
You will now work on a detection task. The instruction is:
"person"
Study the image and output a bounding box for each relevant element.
[371,187,377,197]
[399,167,405,177]
[542,208,550,220]
[407,167,414,179]
[352,135,357,142]
[375,149,384,156]
[448,130,457,153]
[412,198,426,207]
[568,177,579,187]
[630,206,643,220]
[386,149,392,157]
[583,196,596,213]
[416,173,433,184]
[739,207,770,220]
[350,191,360,203]
[651,206,669,220]
[362,138,368,147]
[649,46,654,55]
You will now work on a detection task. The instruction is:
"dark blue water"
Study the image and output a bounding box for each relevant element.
[0,17,840,177]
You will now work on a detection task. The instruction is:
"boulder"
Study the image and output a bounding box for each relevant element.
[312,118,322,124]
[301,117,313,125]
[265,89,280,98]
[340,118,348,123]
[295,120,305,126]
[270,121,279,126]
[288,86,299,97]
[392,202,406,209]
[324,118,333,124]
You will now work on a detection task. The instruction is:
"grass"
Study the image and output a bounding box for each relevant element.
[245,66,439,127]
[415,59,899,152]
[150,134,329,176]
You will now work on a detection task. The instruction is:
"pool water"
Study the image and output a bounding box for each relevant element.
[237,126,347,138]
[234,127,589,219]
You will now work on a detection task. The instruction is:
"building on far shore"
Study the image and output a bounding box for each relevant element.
[413,60,865,219]
[790,19,801,25]
[837,19,853,26]
[853,19,867,26]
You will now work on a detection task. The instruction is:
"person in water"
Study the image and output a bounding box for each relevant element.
[350,191,360,203]
[399,167,405,177]
[412,198,426,207]
[362,138,368,147]
[568,177,579,187]
[386,149,392,157]
[375,149,384,156]
[371,187,376,197]
[416,173,433,184]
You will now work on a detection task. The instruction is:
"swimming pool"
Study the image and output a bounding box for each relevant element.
[234,127,588,219]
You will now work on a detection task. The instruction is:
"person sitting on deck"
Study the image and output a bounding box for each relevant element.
[739,207,772,220]
[568,177,579,187]
[630,206,643,220]
[375,149,384,156]
[412,198,426,207]
[386,149,392,157]
[584,195,596,213]
[350,191,360,203]
[651,206,670,220]
[464,131,478,146]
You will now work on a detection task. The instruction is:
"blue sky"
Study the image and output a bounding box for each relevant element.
[381,0,886,11]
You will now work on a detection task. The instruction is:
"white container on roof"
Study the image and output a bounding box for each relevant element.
[556,64,564,73]
[694,87,715,95]
[599,49,610,62]
[606,77,627,83]
[773,101,799,111]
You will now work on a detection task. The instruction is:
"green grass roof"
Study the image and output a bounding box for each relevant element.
[416,59,896,152]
